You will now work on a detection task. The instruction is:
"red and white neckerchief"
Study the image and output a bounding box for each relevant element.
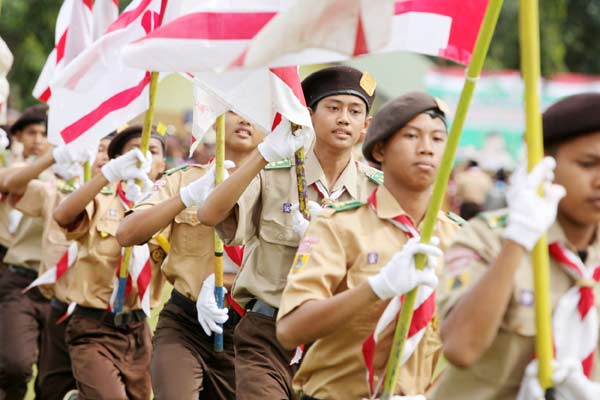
[109,244,152,316]
[23,242,78,293]
[223,245,246,318]
[548,242,600,377]
[362,188,436,398]
[116,181,133,210]
[312,181,345,205]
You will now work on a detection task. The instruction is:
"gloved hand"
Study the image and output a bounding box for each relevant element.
[0,128,8,151]
[196,273,229,336]
[123,178,153,204]
[367,237,442,300]
[291,201,322,236]
[51,161,83,181]
[52,144,97,165]
[257,120,313,163]
[101,148,152,189]
[503,157,566,251]
[179,160,235,208]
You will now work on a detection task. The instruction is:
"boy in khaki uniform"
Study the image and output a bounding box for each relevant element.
[431,93,600,400]
[199,66,382,399]
[3,136,110,400]
[276,92,460,399]
[0,105,55,399]
[117,112,265,399]
[53,127,166,400]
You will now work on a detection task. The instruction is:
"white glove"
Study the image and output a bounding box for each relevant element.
[368,237,442,300]
[179,160,235,208]
[52,144,97,165]
[0,128,8,151]
[51,161,83,181]
[503,157,566,251]
[196,273,229,336]
[257,121,313,163]
[123,178,153,204]
[291,201,322,236]
[101,148,152,189]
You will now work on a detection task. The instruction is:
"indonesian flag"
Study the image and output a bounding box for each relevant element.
[0,36,13,125]
[109,244,152,316]
[93,0,120,40]
[22,242,78,293]
[32,0,94,103]
[47,0,183,150]
[122,0,487,73]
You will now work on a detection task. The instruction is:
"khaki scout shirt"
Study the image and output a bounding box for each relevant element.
[454,167,493,205]
[135,164,219,302]
[14,179,73,300]
[3,167,55,271]
[430,212,600,400]
[0,199,13,249]
[278,185,460,398]
[217,149,382,308]
[64,184,164,310]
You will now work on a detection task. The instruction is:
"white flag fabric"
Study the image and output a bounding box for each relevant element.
[93,0,120,40]
[0,36,13,124]
[123,0,487,73]
[32,0,94,102]
[47,0,183,150]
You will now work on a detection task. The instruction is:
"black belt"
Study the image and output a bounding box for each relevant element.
[8,265,38,280]
[0,244,7,261]
[50,297,69,313]
[169,289,241,327]
[247,298,278,318]
[73,305,146,328]
[300,395,321,400]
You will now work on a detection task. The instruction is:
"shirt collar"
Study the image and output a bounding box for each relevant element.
[305,147,358,199]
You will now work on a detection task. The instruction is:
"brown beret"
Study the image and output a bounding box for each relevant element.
[107,125,166,159]
[302,66,376,111]
[10,104,48,134]
[362,91,448,163]
[543,92,600,147]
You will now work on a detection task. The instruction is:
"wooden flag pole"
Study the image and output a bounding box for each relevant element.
[519,0,554,396]
[380,0,504,397]
[292,123,310,220]
[214,114,226,352]
[114,71,159,314]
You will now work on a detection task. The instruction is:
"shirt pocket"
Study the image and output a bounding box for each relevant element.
[95,219,121,258]
[259,218,299,247]
[172,208,213,255]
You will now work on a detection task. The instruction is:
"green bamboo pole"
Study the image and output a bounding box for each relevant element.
[519,0,554,395]
[380,0,505,397]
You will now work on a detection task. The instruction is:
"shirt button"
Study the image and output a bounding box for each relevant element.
[191,216,198,224]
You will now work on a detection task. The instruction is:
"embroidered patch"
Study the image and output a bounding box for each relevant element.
[367,252,379,265]
[445,272,470,292]
[151,248,166,264]
[109,208,118,217]
[518,289,535,307]
[291,254,310,273]
[444,248,481,275]
[154,179,166,188]
[297,236,319,255]
[282,202,292,214]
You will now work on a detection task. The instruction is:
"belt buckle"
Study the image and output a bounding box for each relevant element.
[113,312,129,327]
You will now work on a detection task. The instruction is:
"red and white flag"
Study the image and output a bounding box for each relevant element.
[109,244,152,316]
[0,36,13,124]
[93,0,120,40]
[123,0,487,73]
[32,0,94,102]
[47,0,183,150]
[23,242,78,292]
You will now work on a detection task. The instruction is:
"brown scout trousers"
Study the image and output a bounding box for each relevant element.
[151,289,238,400]
[65,307,151,400]
[234,308,299,400]
[37,298,76,400]
[0,266,50,400]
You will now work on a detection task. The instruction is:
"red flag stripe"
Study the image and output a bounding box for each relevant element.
[107,0,153,33]
[83,0,93,10]
[136,260,152,298]
[56,29,68,64]
[352,15,368,56]
[270,67,306,106]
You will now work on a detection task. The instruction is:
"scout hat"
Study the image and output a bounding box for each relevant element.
[10,104,48,134]
[302,65,377,111]
[543,92,600,148]
[107,125,166,159]
[362,91,449,163]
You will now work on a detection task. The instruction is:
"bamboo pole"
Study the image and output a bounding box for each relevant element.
[213,114,226,352]
[114,71,159,314]
[380,0,505,397]
[519,0,554,396]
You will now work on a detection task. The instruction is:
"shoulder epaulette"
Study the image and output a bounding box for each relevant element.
[100,186,113,195]
[164,164,190,176]
[367,169,384,186]
[325,200,364,213]
[477,210,508,229]
[446,211,467,226]
[264,158,293,170]
[56,179,76,194]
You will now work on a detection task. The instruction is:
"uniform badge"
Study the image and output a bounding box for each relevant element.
[445,272,470,292]
[151,248,166,264]
[367,252,379,265]
[518,289,535,307]
[282,202,292,213]
[109,208,117,217]
[291,254,310,273]
[154,179,166,188]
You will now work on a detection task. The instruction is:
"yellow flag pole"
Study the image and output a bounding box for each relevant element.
[114,71,159,314]
[380,0,504,397]
[214,114,226,352]
[519,0,554,395]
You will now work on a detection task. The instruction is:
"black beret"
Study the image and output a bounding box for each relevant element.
[302,66,376,111]
[543,92,600,147]
[362,91,449,163]
[10,104,48,134]
[107,125,166,159]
